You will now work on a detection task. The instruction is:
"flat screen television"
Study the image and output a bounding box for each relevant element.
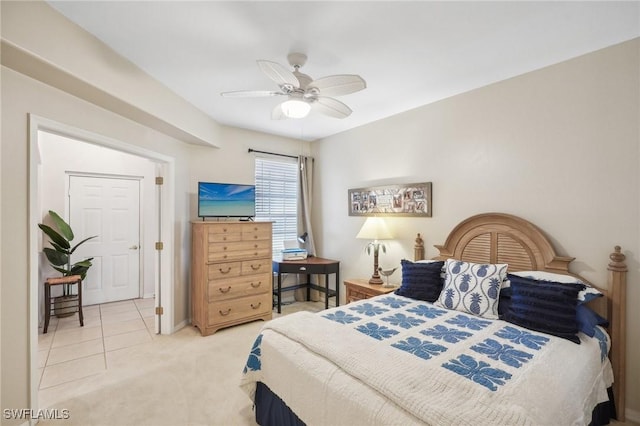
[198,182,256,218]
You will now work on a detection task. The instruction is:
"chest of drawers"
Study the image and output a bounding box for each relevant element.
[191,221,272,335]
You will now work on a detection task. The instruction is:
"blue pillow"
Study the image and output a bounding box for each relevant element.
[395,260,444,302]
[505,274,585,344]
[576,305,609,337]
[498,286,512,319]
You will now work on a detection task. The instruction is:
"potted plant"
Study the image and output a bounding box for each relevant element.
[38,210,97,317]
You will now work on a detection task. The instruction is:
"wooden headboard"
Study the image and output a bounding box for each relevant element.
[414,212,628,421]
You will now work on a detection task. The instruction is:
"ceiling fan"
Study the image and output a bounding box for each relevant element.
[221,53,366,120]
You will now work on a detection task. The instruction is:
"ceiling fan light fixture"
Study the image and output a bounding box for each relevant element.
[281,99,311,118]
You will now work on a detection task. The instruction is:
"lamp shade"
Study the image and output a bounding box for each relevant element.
[356,217,393,240]
[281,100,311,118]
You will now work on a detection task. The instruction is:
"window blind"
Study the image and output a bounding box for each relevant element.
[254,156,298,258]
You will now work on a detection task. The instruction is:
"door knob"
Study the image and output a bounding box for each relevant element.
[129,245,138,250]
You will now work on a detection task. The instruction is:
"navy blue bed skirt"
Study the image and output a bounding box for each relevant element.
[255,382,305,426]
[254,381,615,426]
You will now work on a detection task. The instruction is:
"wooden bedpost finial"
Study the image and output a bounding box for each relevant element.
[608,246,627,272]
[414,233,425,261]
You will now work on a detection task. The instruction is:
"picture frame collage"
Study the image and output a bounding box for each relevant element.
[348,182,432,217]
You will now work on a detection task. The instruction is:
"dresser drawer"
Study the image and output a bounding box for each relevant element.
[207,240,271,262]
[207,261,241,280]
[241,223,271,241]
[208,248,271,263]
[207,293,271,326]
[207,231,242,243]
[241,258,271,275]
[208,273,271,302]
[208,223,242,234]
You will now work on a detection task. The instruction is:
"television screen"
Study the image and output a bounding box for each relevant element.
[198,182,256,218]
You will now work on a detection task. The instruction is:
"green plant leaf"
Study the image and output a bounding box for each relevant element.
[49,241,71,254]
[69,236,98,254]
[72,259,93,268]
[43,247,69,266]
[70,260,93,279]
[38,224,70,250]
[49,210,74,241]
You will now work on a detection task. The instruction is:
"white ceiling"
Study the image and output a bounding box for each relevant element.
[48,1,639,142]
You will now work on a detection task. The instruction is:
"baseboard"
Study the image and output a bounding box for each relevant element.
[172,319,188,333]
[625,407,640,424]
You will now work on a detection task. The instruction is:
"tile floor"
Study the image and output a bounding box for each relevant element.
[37,298,156,391]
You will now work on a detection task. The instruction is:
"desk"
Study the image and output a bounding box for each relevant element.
[272,257,340,313]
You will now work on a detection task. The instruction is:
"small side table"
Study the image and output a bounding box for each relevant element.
[44,275,84,334]
[272,257,340,313]
[344,278,397,303]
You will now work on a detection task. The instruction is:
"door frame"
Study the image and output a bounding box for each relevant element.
[28,114,176,414]
[67,172,144,304]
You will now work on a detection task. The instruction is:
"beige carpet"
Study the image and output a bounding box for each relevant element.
[38,301,324,426]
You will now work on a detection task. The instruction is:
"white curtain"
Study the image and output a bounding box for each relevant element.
[296,155,319,301]
[298,155,316,255]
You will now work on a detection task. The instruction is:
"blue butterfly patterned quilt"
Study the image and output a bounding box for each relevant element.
[241,294,612,425]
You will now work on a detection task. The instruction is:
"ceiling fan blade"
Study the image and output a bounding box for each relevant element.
[271,103,288,120]
[257,60,299,88]
[308,75,366,96]
[313,97,352,119]
[220,90,284,98]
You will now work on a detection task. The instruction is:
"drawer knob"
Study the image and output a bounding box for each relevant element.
[250,264,262,271]
[250,282,261,288]
[219,267,231,274]
[299,267,307,271]
[254,235,258,239]
[219,308,231,316]
[223,236,227,241]
[219,286,231,294]
[251,302,262,310]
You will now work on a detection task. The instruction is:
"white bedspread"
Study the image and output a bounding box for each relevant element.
[241,295,612,425]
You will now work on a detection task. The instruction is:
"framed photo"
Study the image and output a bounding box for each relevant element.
[348,182,432,217]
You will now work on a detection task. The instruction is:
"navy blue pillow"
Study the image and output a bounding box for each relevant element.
[395,260,444,302]
[497,286,512,319]
[576,305,609,337]
[504,274,585,344]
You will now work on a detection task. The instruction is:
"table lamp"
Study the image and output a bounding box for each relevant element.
[356,217,394,284]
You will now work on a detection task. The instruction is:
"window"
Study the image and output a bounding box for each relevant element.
[254,156,298,258]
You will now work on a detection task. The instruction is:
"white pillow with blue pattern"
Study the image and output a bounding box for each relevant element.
[435,259,507,319]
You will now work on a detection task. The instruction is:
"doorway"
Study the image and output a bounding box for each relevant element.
[28,115,176,415]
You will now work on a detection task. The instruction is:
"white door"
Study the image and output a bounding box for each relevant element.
[69,175,141,305]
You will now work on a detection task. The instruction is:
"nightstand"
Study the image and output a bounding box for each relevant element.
[344,278,397,303]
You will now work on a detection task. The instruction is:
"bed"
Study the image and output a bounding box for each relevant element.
[240,213,628,425]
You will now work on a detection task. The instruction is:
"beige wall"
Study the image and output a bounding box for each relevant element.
[312,38,640,419]
[187,125,311,220]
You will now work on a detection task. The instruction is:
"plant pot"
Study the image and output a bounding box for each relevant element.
[54,295,77,318]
